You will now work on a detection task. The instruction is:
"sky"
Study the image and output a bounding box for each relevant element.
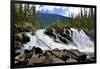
[35,5,70,17]
[35,5,88,17]
[20,3,91,17]
[17,0,91,17]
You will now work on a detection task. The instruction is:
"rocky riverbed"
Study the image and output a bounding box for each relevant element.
[14,27,95,66]
[15,47,95,65]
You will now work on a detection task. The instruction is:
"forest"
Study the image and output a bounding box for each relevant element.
[15,3,95,33]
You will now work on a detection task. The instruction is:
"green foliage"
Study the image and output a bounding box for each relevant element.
[48,8,95,31]
[15,3,40,32]
[15,3,95,32]
[15,22,33,30]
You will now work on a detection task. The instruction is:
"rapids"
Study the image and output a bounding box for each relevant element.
[22,28,94,53]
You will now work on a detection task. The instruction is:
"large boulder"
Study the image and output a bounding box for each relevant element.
[84,30,95,41]
[15,32,30,44]
[15,33,23,41]
[14,41,22,49]
[45,28,72,44]
[21,33,30,44]
[44,28,56,39]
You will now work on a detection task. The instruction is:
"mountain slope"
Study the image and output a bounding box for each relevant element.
[36,13,69,27]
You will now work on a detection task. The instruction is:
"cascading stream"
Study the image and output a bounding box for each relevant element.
[70,28,94,53]
[22,28,94,53]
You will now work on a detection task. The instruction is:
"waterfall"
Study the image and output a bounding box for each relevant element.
[22,28,94,53]
[70,28,94,53]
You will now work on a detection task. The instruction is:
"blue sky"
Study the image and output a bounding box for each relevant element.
[22,4,90,17]
[35,5,82,17]
[36,5,70,17]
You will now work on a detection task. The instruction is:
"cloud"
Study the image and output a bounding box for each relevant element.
[35,5,91,17]
[36,5,69,17]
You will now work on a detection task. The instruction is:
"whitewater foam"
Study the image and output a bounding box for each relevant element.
[22,28,94,53]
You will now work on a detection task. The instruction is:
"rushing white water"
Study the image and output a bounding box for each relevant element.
[70,28,94,53]
[22,28,94,53]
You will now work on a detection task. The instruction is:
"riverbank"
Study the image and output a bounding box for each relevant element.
[15,47,95,65]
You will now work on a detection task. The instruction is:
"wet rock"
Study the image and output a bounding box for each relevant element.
[61,55,70,62]
[24,49,31,54]
[89,30,95,41]
[66,58,77,63]
[43,55,52,64]
[44,28,56,39]
[31,32,35,36]
[15,33,23,41]
[65,29,70,35]
[45,49,70,63]
[60,33,72,41]
[51,57,65,63]
[86,57,95,62]
[15,52,20,56]
[42,50,65,64]
[84,30,95,41]
[21,33,30,44]
[28,54,45,64]
[58,36,68,44]
[15,32,30,45]
[76,54,87,62]
[14,41,22,49]
[15,53,26,65]
[63,49,85,57]
[62,49,87,62]
[15,47,95,65]
[56,28,63,34]
[45,28,72,44]
[23,27,33,32]
[34,47,43,54]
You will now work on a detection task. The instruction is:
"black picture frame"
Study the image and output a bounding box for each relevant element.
[11,0,97,68]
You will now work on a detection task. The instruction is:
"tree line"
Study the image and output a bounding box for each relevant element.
[15,3,95,32]
[15,3,40,33]
[49,7,95,31]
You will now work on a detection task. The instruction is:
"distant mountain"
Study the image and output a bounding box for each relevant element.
[36,13,69,27]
